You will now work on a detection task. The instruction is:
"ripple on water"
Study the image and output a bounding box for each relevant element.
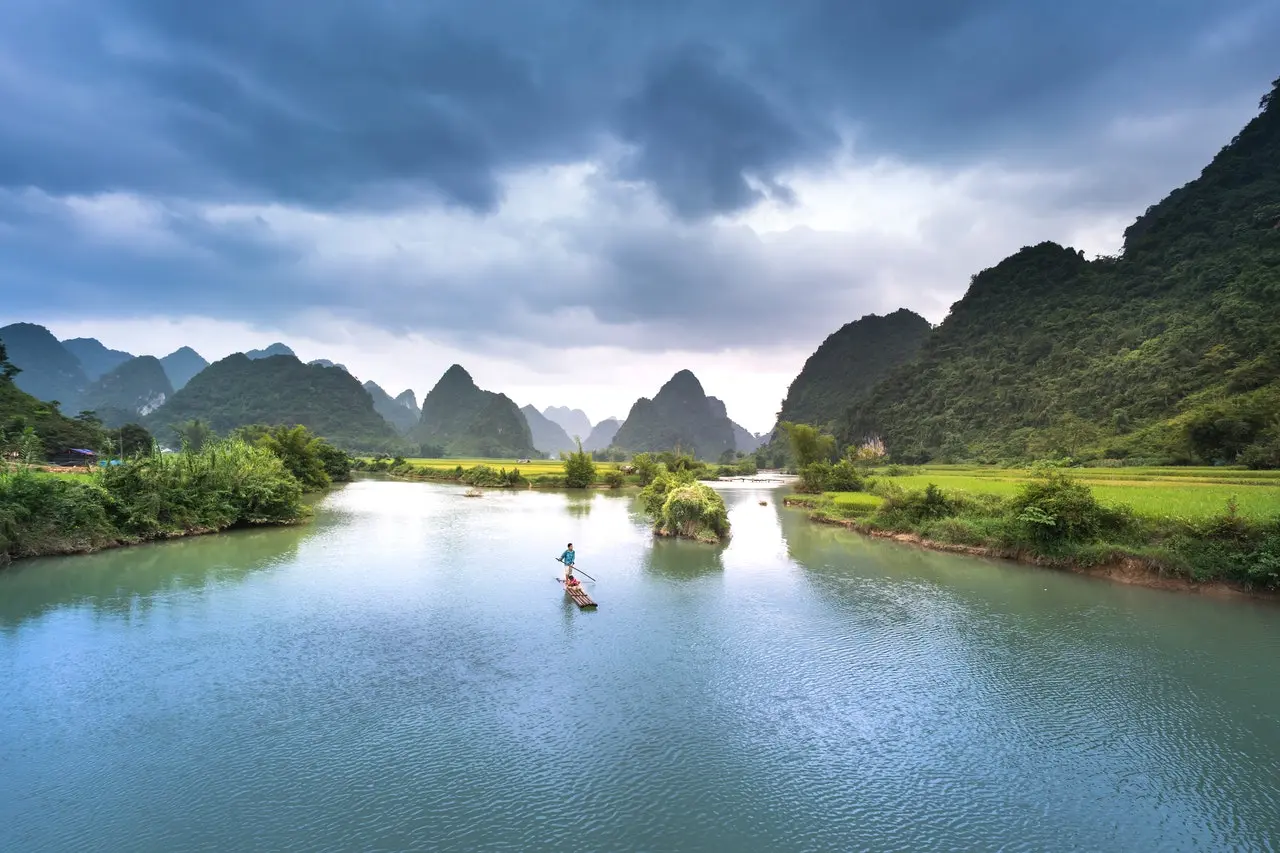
[1,482,1278,852]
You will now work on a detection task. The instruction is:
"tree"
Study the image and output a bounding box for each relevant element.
[174,419,216,452]
[112,423,154,457]
[780,422,836,467]
[19,426,43,466]
[631,452,659,485]
[563,439,596,488]
[0,340,19,380]
[256,425,331,490]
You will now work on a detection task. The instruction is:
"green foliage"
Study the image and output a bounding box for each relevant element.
[776,309,932,433]
[602,469,625,488]
[0,439,305,563]
[876,483,957,526]
[459,465,527,487]
[413,365,535,458]
[781,422,836,468]
[639,470,729,542]
[255,424,332,490]
[563,440,597,488]
[148,353,402,454]
[799,462,831,493]
[109,423,154,457]
[0,368,104,459]
[828,83,1280,466]
[1004,471,1132,549]
[631,452,659,485]
[174,418,216,452]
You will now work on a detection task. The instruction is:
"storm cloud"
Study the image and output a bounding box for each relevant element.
[1,0,1278,395]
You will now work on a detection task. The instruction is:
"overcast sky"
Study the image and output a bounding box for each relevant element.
[2,1,1277,432]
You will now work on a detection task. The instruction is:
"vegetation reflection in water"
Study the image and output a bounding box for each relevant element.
[0,481,1277,853]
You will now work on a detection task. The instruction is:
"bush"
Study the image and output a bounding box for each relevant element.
[603,470,625,488]
[825,460,866,492]
[1004,471,1131,549]
[641,471,729,542]
[564,440,597,488]
[798,462,830,493]
[0,439,306,563]
[876,483,956,526]
[632,452,659,485]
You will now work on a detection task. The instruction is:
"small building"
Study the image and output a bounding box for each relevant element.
[47,448,98,467]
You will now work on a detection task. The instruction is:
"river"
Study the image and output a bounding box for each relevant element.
[2,480,1278,852]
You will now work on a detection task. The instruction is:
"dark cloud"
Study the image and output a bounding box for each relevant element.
[1,0,1275,216]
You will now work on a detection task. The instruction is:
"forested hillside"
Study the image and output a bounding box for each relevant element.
[838,78,1280,467]
[147,354,401,452]
[611,370,736,459]
[80,356,174,427]
[413,365,536,458]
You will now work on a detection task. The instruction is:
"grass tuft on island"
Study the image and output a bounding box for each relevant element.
[785,466,1280,593]
[0,438,309,565]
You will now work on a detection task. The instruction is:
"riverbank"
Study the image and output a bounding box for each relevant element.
[784,488,1280,600]
[0,440,311,566]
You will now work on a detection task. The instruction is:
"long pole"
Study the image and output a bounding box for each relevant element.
[556,558,596,582]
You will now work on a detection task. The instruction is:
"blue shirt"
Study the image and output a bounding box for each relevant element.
[561,549,575,565]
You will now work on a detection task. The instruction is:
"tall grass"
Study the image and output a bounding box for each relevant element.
[1,438,306,564]
[796,471,1280,589]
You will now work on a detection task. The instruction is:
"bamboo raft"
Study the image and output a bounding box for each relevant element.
[560,580,598,609]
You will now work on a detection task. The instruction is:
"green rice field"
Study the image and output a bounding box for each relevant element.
[394,457,617,477]
[852,465,1280,521]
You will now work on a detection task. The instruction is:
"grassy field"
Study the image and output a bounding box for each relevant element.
[852,465,1280,521]
[391,457,607,477]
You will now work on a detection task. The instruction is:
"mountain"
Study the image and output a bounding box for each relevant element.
[0,323,87,411]
[0,350,102,455]
[80,356,174,427]
[309,359,350,373]
[394,389,418,411]
[731,422,764,453]
[542,406,593,441]
[245,343,295,360]
[839,77,1280,466]
[776,309,932,432]
[583,417,621,452]
[147,354,400,452]
[413,365,536,457]
[610,370,736,459]
[61,338,134,381]
[522,405,576,455]
[363,380,420,433]
[160,347,209,391]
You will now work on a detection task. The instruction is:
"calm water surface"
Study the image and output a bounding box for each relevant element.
[2,480,1278,852]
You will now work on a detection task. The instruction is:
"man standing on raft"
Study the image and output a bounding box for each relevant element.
[560,543,578,587]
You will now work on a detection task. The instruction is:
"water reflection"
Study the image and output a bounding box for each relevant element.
[564,492,594,517]
[0,521,315,629]
[642,536,726,579]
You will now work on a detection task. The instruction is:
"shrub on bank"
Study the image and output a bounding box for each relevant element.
[801,471,1280,589]
[0,439,306,564]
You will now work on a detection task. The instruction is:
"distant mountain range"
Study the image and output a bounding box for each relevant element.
[364,380,420,433]
[611,370,738,459]
[0,326,766,459]
[542,406,593,441]
[147,353,400,452]
[522,405,576,456]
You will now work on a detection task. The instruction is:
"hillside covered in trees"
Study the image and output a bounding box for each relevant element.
[80,356,174,428]
[611,370,737,460]
[413,365,536,458]
[826,78,1280,467]
[146,354,401,453]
